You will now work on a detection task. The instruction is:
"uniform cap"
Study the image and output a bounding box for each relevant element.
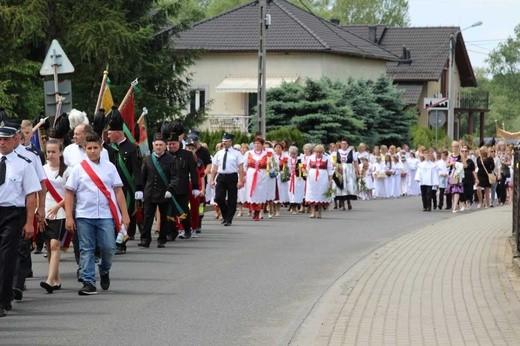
[0,122,17,137]
[222,133,234,141]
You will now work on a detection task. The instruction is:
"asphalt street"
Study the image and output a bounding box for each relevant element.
[1,196,453,345]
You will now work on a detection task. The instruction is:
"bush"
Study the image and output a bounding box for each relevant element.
[266,127,305,149]
[411,125,451,150]
[199,130,250,155]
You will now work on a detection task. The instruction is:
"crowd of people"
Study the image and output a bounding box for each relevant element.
[0,106,516,317]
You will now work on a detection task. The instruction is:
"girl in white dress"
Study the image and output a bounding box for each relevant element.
[407,152,421,196]
[391,155,403,198]
[236,143,250,216]
[305,144,334,218]
[372,156,387,198]
[263,142,277,218]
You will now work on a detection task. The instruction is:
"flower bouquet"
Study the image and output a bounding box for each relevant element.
[323,186,335,198]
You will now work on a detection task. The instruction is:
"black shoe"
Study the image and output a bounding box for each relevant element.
[78,283,97,296]
[128,236,135,240]
[12,288,23,301]
[137,242,150,248]
[53,284,61,290]
[100,273,110,291]
[0,307,6,317]
[184,231,191,239]
[221,219,226,224]
[348,205,352,210]
[426,208,431,211]
[34,247,43,254]
[77,268,83,283]
[157,242,165,248]
[40,282,54,294]
[115,247,126,255]
[27,270,33,278]
[224,222,231,226]
[196,229,201,234]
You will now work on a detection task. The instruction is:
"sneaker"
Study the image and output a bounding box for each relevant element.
[191,232,198,238]
[460,207,465,212]
[78,283,97,295]
[100,273,110,291]
[178,231,186,239]
[33,247,43,254]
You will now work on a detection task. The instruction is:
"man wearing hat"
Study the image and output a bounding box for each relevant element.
[0,123,41,316]
[10,121,48,301]
[139,132,175,248]
[210,133,244,226]
[107,108,143,255]
[166,133,199,240]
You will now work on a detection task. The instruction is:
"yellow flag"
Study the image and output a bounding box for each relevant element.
[101,84,114,115]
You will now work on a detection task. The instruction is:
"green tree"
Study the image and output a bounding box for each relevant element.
[371,75,414,146]
[487,24,520,132]
[0,0,199,128]
[331,0,409,26]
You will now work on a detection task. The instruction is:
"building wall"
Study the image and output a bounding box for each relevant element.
[187,52,387,120]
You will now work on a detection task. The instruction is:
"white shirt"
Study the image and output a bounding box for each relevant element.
[212,146,243,174]
[65,158,123,219]
[415,160,439,186]
[44,164,70,219]
[15,143,46,182]
[63,143,109,167]
[0,151,41,207]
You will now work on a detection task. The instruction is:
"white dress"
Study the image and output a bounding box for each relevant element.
[287,156,305,204]
[407,157,421,196]
[244,150,269,205]
[305,154,334,204]
[373,161,387,198]
[274,152,290,204]
[265,148,277,202]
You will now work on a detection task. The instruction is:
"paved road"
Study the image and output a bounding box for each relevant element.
[2,197,455,345]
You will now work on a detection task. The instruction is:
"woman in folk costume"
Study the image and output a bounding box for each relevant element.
[305,144,334,218]
[372,155,387,198]
[334,139,359,210]
[406,151,421,196]
[274,142,290,216]
[286,146,305,214]
[244,136,269,221]
[298,143,314,212]
[263,141,277,218]
[236,143,250,217]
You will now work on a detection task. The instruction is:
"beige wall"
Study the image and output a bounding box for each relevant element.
[187,52,387,119]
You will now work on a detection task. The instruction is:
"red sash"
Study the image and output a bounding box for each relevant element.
[80,160,121,233]
[44,178,72,248]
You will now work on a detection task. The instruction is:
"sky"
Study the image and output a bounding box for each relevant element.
[408,0,519,70]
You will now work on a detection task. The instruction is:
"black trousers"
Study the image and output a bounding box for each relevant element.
[142,201,170,244]
[496,176,507,204]
[0,207,25,309]
[420,185,433,210]
[215,173,238,224]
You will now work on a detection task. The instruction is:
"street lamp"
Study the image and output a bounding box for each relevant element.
[447,20,482,140]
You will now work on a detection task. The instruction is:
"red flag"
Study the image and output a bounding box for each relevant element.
[119,89,135,137]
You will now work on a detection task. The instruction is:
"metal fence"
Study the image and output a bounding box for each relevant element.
[514,148,520,252]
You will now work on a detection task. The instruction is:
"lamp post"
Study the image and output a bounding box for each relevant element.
[447,20,482,140]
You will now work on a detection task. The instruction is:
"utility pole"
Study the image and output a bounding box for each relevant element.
[257,0,268,138]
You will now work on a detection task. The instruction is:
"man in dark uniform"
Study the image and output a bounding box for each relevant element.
[138,132,174,248]
[0,123,41,317]
[166,133,199,240]
[106,109,143,255]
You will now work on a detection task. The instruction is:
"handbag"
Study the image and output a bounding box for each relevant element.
[480,156,496,184]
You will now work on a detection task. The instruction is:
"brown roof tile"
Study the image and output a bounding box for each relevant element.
[174,0,398,61]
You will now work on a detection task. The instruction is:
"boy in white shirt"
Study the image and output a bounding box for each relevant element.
[415,151,439,211]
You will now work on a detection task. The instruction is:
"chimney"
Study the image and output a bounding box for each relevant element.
[330,18,340,25]
[399,45,412,65]
[368,26,377,43]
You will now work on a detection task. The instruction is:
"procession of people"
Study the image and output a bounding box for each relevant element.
[0,106,516,317]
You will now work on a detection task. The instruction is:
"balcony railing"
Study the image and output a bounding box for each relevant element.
[458,90,489,110]
[201,115,251,133]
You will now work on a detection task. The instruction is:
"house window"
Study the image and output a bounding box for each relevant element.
[188,87,207,115]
